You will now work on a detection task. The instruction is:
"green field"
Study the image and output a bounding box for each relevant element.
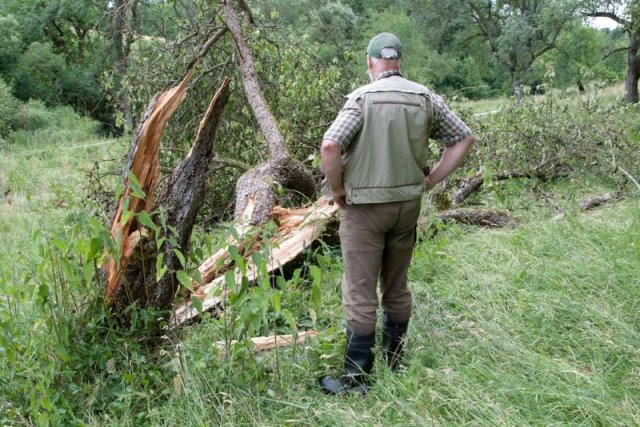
[1,90,639,426]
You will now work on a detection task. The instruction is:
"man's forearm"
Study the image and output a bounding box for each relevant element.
[425,134,475,190]
[321,139,343,191]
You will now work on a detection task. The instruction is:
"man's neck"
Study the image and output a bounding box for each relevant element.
[370,68,401,82]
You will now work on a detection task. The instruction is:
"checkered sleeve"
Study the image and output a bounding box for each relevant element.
[323,98,363,149]
[430,94,472,147]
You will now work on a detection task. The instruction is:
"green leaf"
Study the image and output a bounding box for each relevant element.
[156,254,167,282]
[282,309,297,331]
[176,270,193,291]
[310,265,322,309]
[272,292,282,313]
[114,182,124,201]
[138,211,156,231]
[173,249,186,268]
[87,237,102,261]
[128,172,146,200]
[53,343,70,362]
[38,284,49,302]
[191,296,203,312]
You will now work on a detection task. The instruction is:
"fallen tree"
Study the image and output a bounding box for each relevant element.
[451,169,550,206]
[222,0,316,225]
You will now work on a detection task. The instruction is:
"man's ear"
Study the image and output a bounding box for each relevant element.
[367,55,372,70]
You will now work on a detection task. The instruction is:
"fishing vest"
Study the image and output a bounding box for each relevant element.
[343,75,433,204]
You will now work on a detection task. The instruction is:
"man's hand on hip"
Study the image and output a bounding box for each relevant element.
[331,186,347,208]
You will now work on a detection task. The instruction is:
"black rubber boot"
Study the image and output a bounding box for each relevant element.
[319,329,375,395]
[382,312,409,371]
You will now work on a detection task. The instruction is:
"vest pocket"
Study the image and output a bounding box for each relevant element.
[370,100,423,108]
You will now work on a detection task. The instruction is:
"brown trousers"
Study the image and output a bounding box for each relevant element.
[339,198,421,335]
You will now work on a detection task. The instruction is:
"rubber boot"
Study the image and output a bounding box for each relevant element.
[319,329,375,395]
[382,312,409,371]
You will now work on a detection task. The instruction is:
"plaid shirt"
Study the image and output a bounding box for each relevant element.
[323,71,471,148]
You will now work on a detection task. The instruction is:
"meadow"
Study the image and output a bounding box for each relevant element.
[1,89,639,426]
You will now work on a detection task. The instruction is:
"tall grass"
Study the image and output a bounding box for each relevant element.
[104,198,634,427]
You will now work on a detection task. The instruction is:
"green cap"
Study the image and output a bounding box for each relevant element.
[367,32,403,59]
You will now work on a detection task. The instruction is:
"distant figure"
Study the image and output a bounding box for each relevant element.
[514,81,524,108]
[319,32,475,395]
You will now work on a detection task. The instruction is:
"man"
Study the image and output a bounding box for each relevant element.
[319,32,475,395]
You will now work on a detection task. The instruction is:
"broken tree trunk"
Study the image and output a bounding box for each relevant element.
[222,0,316,225]
[106,68,195,305]
[172,197,339,325]
[106,76,231,313]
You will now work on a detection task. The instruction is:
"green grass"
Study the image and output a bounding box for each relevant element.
[0,105,126,254]
[102,197,634,427]
[456,82,626,116]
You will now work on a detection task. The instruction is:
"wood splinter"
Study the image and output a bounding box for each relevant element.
[213,330,318,356]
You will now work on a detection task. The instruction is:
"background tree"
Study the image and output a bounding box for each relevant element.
[579,0,639,103]
[427,0,578,86]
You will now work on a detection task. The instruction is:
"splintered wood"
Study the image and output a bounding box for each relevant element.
[105,68,194,303]
[213,331,318,357]
[172,197,339,325]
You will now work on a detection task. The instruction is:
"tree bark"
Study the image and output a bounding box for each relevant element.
[578,191,621,210]
[624,32,639,104]
[451,169,546,206]
[222,0,316,225]
[113,0,134,129]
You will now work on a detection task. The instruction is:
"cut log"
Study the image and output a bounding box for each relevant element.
[213,330,318,357]
[436,208,516,228]
[172,197,339,325]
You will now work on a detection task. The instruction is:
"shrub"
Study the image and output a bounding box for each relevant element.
[0,14,23,79]
[11,42,66,105]
[0,77,18,136]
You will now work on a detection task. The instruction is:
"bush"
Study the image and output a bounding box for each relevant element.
[11,42,66,105]
[7,100,99,149]
[0,14,23,79]
[0,77,18,136]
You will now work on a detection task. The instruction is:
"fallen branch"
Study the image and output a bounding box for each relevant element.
[436,208,516,228]
[578,191,621,210]
[451,169,549,206]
